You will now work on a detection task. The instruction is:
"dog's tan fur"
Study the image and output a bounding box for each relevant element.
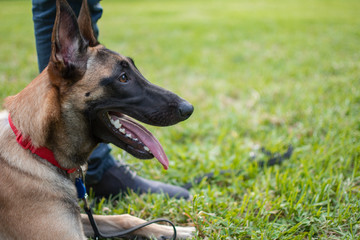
[0,0,194,239]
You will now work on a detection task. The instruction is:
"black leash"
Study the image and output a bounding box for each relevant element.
[75,171,177,239]
[83,201,177,239]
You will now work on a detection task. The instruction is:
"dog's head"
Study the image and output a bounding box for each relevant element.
[47,0,193,169]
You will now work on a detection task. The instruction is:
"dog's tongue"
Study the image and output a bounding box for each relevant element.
[120,116,169,170]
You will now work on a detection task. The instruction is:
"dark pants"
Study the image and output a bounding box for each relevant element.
[32,0,116,184]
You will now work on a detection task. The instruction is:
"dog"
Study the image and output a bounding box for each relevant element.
[0,0,195,239]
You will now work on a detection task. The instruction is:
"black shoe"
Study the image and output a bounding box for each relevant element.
[86,162,190,200]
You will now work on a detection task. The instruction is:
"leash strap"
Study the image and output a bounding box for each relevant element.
[77,169,176,239]
[83,204,177,239]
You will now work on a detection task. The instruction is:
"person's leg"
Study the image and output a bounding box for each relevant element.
[85,143,116,185]
[32,0,190,199]
[32,0,56,72]
[86,144,190,199]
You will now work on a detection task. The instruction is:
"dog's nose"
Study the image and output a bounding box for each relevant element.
[178,101,194,120]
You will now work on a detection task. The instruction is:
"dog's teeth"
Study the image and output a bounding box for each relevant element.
[126,133,132,138]
[134,138,138,142]
[114,120,121,129]
[119,128,125,134]
[144,146,150,152]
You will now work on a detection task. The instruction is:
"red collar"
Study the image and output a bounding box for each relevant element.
[8,114,77,174]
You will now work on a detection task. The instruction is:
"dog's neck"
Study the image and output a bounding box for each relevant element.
[4,68,97,170]
[5,69,59,147]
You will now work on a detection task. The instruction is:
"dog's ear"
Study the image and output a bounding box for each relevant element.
[50,0,88,81]
[78,0,99,47]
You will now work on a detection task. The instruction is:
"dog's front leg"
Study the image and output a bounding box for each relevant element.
[81,214,195,239]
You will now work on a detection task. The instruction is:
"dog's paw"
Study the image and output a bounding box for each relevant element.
[175,226,196,239]
[156,226,196,239]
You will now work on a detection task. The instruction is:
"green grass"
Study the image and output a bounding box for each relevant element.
[1,0,360,239]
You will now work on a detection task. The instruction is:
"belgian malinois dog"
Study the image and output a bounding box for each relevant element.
[0,0,195,239]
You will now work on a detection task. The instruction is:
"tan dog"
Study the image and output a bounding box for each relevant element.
[0,0,195,239]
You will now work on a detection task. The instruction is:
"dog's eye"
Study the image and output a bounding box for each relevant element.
[119,73,128,83]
